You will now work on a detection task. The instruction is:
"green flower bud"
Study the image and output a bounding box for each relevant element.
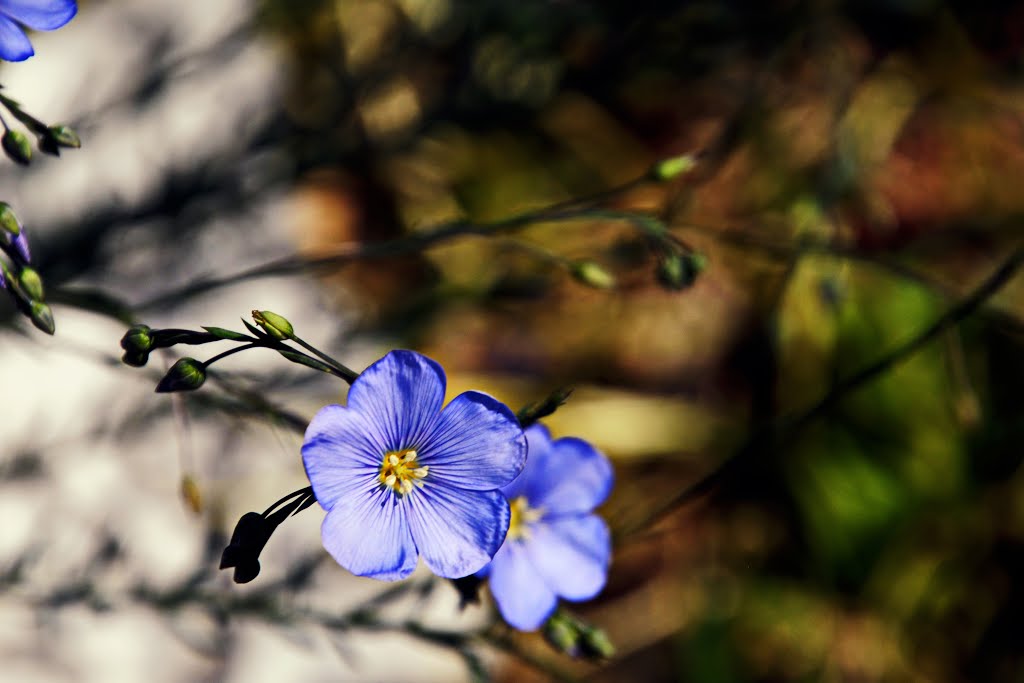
[570,261,616,290]
[47,125,81,149]
[649,153,695,181]
[18,267,43,301]
[3,129,32,165]
[579,626,615,660]
[543,612,581,657]
[156,358,207,393]
[0,202,21,236]
[252,310,294,340]
[121,324,154,353]
[656,250,706,291]
[120,324,154,366]
[29,301,54,335]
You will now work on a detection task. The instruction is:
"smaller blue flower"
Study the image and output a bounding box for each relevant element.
[480,424,614,631]
[302,350,527,581]
[0,0,77,62]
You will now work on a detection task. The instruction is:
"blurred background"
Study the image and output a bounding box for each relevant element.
[3,0,1024,681]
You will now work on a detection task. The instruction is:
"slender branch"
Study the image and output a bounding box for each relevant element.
[133,205,668,311]
[624,245,1024,536]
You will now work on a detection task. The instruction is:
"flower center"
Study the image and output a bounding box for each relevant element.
[507,495,544,541]
[378,448,429,495]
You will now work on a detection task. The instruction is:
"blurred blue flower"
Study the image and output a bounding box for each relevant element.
[302,350,527,581]
[0,0,77,62]
[481,424,614,631]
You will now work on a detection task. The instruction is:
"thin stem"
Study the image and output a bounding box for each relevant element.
[200,342,258,368]
[288,336,359,383]
[134,206,669,311]
[262,486,313,517]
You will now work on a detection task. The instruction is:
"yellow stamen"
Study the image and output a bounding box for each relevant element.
[379,448,428,495]
[507,495,544,541]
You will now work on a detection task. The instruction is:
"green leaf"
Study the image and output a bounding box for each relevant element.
[202,326,253,342]
[277,349,336,375]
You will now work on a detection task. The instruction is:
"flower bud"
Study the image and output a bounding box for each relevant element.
[47,125,81,149]
[649,153,695,181]
[542,609,614,660]
[516,386,573,428]
[18,266,43,301]
[579,625,615,660]
[29,301,54,335]
[219,512,273,584]
[570,261,616,290]
[543,612,581,657]
[181,475,203,514]
[656,250,706,291]
[156,358,207,393]
[0,202,20,236]
[2,129,32,165]
[252,310,294,340]
[14,231,30,263]
[120,324,154,366]
[120,324,153,353]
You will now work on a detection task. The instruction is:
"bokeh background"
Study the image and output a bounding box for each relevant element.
[3,0,1024,681]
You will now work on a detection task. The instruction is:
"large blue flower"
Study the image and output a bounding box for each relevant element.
[302,350,527,581]
[0,0,77,62]
[481,424,614,631]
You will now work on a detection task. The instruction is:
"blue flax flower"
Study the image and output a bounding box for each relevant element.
[0,0,77,62]
[302,350,527,581]
[481,424,613,630]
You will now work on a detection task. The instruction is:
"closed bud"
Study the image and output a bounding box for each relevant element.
[543,612,581,657]
[120,324,153,366]
[47,125,81,149]
[18,266,43,301]
[156,358,207,393]
[120,324,154,353]
[9,229,30,264]
[656,251,705,291]
[579,626,615,660]
[3,129,32,165]
[252,310,294,340]
[181,475,203,514]
[570,261,616,290]
[29,301,54,335]
[649,153,695,181]
[0,202,20,236]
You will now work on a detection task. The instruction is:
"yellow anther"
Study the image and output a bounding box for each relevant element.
[378,448,428,495]
[507,496,544,541]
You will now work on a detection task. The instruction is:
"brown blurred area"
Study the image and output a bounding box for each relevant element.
[274,1,1024,680]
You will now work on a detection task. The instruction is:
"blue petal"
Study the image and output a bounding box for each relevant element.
[406,485,509,579]
[525,515,610,601]
[346,350,446,452]
[418,391,526,491]
[0,14,32,61]
[507,425,613,515]
[320,485,418,581]
[488,540,557,631]
[0,0,77,31]
[302,404,386,510]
